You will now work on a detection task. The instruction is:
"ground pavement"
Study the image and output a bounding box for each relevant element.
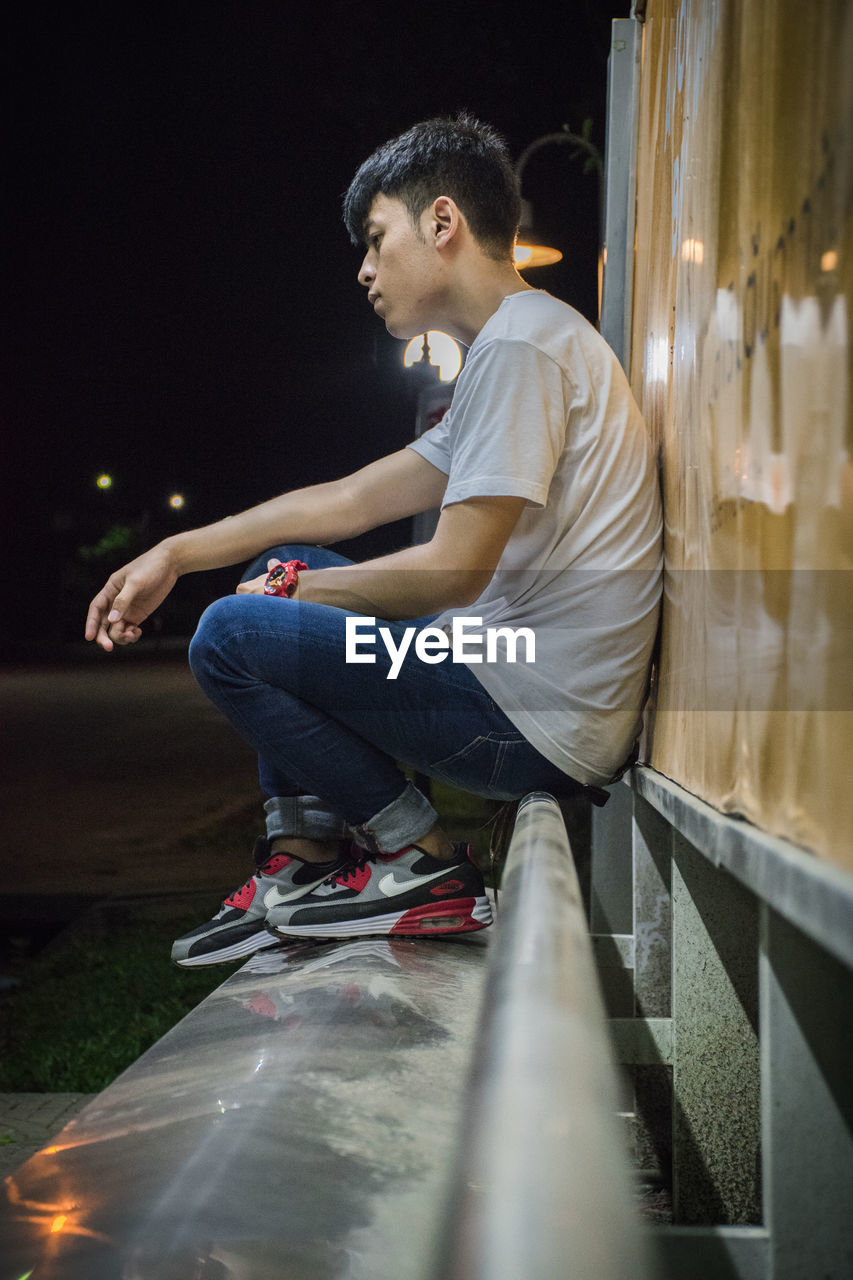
[0,1094,95,1178]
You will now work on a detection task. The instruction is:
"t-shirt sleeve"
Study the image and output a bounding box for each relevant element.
[407,411,452,474]
[437,338,568,509]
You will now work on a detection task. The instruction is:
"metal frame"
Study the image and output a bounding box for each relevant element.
[600,16,643,367]
[434,791,657,1280]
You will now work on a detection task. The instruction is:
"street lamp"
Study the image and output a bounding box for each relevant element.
[404,332,462,546]
[514,124,603,271]
[403,331,463,383]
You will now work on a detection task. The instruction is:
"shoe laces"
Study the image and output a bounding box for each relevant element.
[223,873,257,908]
[226,848,293,905]
[327,852,371,887]
[328,844,421,888]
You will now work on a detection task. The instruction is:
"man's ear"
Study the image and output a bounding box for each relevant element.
[428,196,462,250]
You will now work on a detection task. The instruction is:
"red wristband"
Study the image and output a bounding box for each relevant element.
[263,559,308,598]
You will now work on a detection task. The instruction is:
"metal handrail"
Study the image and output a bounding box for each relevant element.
[430,791,657,1280]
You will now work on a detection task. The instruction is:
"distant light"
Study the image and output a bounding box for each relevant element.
[169,493,185,509]
[821,249,839,272]
[50,1214,68,1234]
[403,331,463,383]
[95,474,113,490]
[681,238,705,264]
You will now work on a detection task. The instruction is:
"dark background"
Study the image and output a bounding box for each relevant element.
[4,1,620,653]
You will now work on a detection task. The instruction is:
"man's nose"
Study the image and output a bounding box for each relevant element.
[358,256,375,287]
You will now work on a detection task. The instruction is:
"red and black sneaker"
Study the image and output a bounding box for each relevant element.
[263,842,493,940]
[171,836,350,967]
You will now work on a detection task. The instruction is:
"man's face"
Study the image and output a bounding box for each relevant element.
[357,194,444,339]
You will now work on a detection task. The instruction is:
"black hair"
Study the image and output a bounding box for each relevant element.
[342,113,521,260]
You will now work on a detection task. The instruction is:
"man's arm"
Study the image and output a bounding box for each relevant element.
[240,493,528,620]
[85,447,448,650]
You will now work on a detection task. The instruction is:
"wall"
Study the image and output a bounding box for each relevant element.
[629,0,853,867]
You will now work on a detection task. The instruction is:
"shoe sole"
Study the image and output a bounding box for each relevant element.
[171,929,287,968]
[267,895,493,940]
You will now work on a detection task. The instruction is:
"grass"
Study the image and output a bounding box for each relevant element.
[0,805,262,1093]
[0,785,501,1094]
[0,895,233,1092]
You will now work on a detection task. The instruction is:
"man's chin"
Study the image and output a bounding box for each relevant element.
[387,320,425,341]
[378,308,420,341]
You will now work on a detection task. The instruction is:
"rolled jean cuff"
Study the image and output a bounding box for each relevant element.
[264,795,348,843]
[350,782,439,854]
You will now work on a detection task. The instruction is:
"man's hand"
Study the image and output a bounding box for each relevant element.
[85,543,180,652]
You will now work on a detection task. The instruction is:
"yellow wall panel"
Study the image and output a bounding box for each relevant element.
[631,0,853,867]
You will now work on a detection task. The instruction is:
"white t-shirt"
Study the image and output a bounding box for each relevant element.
[408,289,662,786]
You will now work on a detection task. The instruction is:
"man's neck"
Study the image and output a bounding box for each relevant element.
[440,260,536,347]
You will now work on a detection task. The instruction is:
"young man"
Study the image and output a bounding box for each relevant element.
[85,114,662,965]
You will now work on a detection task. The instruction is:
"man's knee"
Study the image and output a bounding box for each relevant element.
[188,594,247,681]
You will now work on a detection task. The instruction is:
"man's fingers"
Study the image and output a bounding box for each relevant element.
[85,585,117,641]
[94,622,115,652]
[96,618,142,650]
[113,623,142,646]
[86,579,142,649]
[108,587,135,624]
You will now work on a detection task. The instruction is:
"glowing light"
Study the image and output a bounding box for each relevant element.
[95,474,113,490]
[50,1214,68,1233]
[514,242,563,269]
[821,249,838,272]
[168,493,185,509]
[681,238,705,264]
[403,331,463,383]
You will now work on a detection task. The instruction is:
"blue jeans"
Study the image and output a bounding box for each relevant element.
[188,545,579,852]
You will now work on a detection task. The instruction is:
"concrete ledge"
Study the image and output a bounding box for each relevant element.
[609,1017,673,1066]
[0,933,489,1278]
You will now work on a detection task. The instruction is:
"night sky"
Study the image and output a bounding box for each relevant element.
[6,1,620,651]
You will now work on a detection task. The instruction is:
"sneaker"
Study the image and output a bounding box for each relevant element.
[171,836,350,967]
[264,842,493,940]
